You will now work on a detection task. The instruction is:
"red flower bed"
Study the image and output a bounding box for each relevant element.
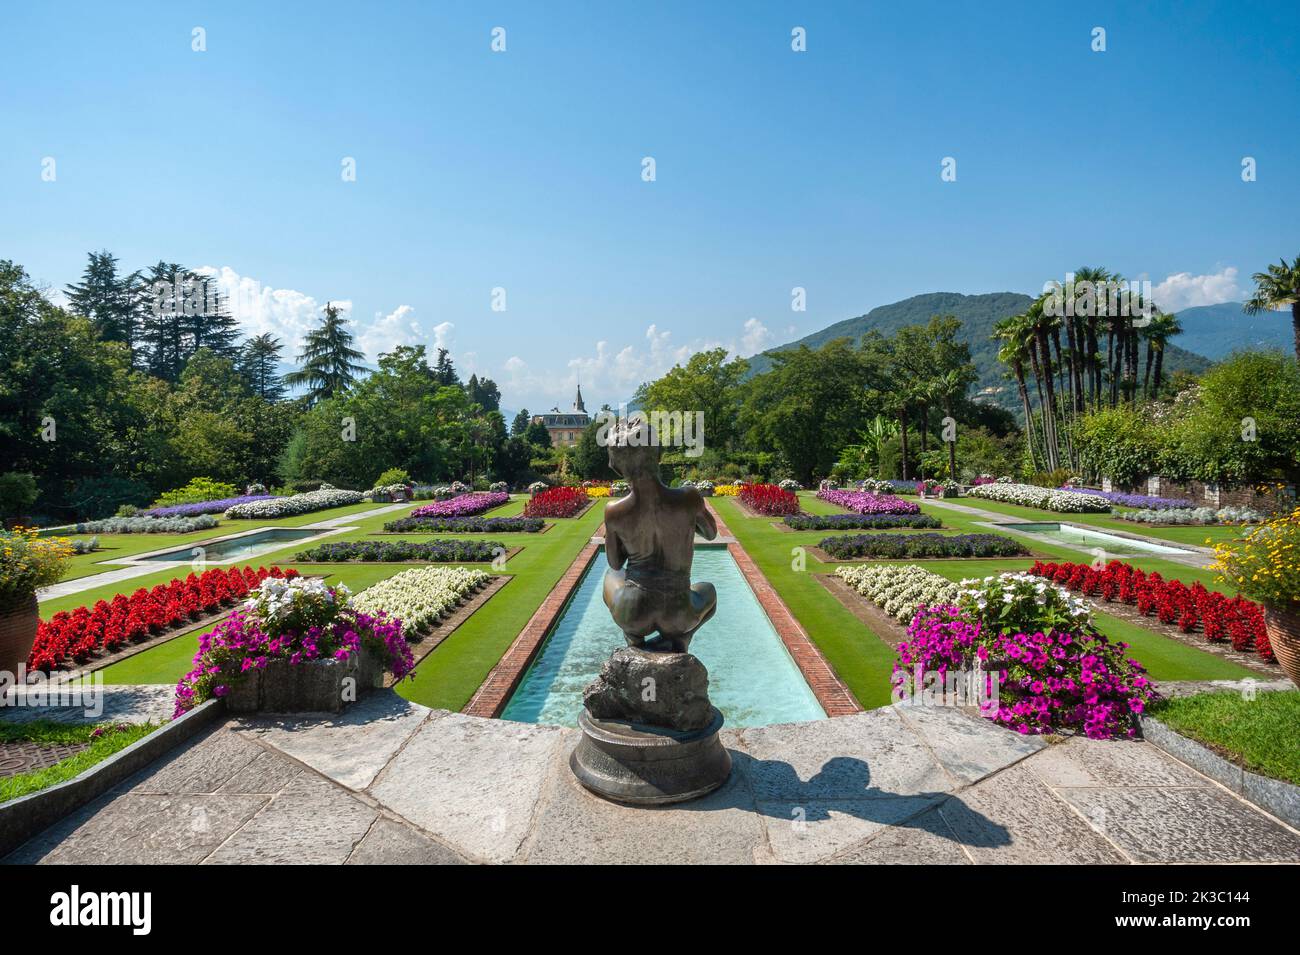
[523,486,587,518]
[28,566,298,672]
[1028,560,1273,664]
[740,483,800,516]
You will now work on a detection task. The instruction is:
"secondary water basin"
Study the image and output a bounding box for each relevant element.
[502,546,826,727]
[138,527,325,563]
[996,522,1191,555]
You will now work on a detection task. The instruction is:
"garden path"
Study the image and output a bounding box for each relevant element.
[7,690,1298,864]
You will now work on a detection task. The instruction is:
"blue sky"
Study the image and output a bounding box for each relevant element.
[3,1,1297,412]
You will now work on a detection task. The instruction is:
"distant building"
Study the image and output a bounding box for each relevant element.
[532,384,591,447]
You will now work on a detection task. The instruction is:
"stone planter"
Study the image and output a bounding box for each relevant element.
[224,644,386,714]
[0,592,39,676]
[1264,605,1300,688]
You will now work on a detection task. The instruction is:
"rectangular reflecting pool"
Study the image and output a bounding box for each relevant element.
[997,522,1190,555]
[502,547,827,727]
[140,527,323,562]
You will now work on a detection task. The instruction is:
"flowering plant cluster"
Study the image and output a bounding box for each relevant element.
[142,495,276,519]
[713,484,743,496]
[1117,505,1263,525]
[411,491,510,519]
[489,481,509,493]
[1061,487,1194,510]
[610,481,630,496]
[957,572,1092,636]
[887,480,922,494]
[819,532,1027,560]
[817,488,921,515]
[740,483,800,516]
[778,479,802,492]
[29,566,292,671]
[383,515,544,534]
[295,539,504,563]
[527,481,549,495]
[523,486,587,518]
[150,477,240,508]
[971,476,997,486]
[856,478,894,494]
[586,486,612,498]
[680,480,714,497]
[965,482,1111,513]
[1,528,71,607]
[1212,506,1300,611]
[225,488,364,519]
[351,566,489,632]
[836,563,960,623]
[784,512,941,531]
[173,576,414,716]
[895,605,1159,738]
[918,480,960,498]
[1031,559,1273,662]
[66,514,220,535]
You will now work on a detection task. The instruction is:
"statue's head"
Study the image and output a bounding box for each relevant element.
[605,416,662,480]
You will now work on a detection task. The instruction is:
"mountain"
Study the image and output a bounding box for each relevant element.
[744,291,1214,411]
[1169,302,1293,359]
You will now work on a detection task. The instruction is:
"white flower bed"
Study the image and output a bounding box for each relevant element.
[965,482,1110,513]
[1117,505,1264,525]
[224,488,364,519]
[351,566,489,632]
[836,563,960,623]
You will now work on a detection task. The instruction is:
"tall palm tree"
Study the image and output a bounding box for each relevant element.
[994,314,1042,472]
[1243,255,1300,361]
[935,368,968,479]
[1072,266,1111,408]
[1026,298,1061,471]
[1142,310,1181,398]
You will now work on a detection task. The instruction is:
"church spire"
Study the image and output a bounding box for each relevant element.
[574,380,586,413]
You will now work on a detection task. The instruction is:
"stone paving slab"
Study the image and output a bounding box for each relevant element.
[230,692,432,791]
[5,691,1299,865]
[0,684,175,726]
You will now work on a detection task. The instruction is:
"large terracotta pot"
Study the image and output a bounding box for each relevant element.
[0,592,40,676]
[1264,605,1300,688]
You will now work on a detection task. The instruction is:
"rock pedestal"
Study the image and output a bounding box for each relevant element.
[570,647,731,804]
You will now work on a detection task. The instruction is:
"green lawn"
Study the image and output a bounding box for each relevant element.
[0,721,161,802]
[945,495,1249,546]
[1152,691,1300,784]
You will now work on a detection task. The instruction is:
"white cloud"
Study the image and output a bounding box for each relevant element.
[1152,267,1244,312]
[740,317,773,356]
[194,265,336,355]
[431,321,455,352]
[358,304,423,360]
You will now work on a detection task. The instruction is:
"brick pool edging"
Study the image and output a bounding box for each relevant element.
[708,504,862,717]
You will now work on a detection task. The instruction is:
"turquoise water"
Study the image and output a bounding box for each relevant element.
[502,547,826,727]
[999,522,1190,555]
[141,528,321,562]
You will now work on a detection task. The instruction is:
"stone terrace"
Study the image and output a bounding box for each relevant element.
[6,691,1298,865]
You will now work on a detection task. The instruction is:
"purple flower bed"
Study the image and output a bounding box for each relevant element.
[894,604,1158,739]
[409,491,509,519]
[816,488,921,515]
[1061,487,1193,510]
[142,494,276,518]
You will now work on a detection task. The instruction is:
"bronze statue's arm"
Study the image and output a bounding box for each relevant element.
[694,503,718,541]
[605,526,627,569]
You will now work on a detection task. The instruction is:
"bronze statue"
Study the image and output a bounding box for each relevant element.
[601,418,717,653]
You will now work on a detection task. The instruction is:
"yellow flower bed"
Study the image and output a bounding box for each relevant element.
[585,486,611,498]
[713,484,743,496]
[0,527,72,606]
[1212,505,1300,608]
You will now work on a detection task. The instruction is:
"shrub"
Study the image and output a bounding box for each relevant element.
[1117,505,1264,525]
[373,468,411,489]
[965,482,1111,513]
[0,528,71,606]
[71,475,153,520]
[778,479,801,492]
[142,495,276,519]
[151,478,240,508]
[785,513,941,531]
[294,539,504,562]
[1212,506,1300,612]
[0,472,38,520]
[740,484,799,516]
[818,532,1027,560]
[1063,487,1194,510]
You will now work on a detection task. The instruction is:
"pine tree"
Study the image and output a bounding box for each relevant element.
[511,408,531,436]
[239,333,287,401]
[283,302,368,404]
[64,250,141,354]
[187,273,241,361]
[136,261,191,381]
[432,347,459,386]
[467,374,501,412]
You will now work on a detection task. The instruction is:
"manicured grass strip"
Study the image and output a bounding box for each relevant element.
[1152,691,1300,784]
[0,721,160,802]
[714,497,897,709]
